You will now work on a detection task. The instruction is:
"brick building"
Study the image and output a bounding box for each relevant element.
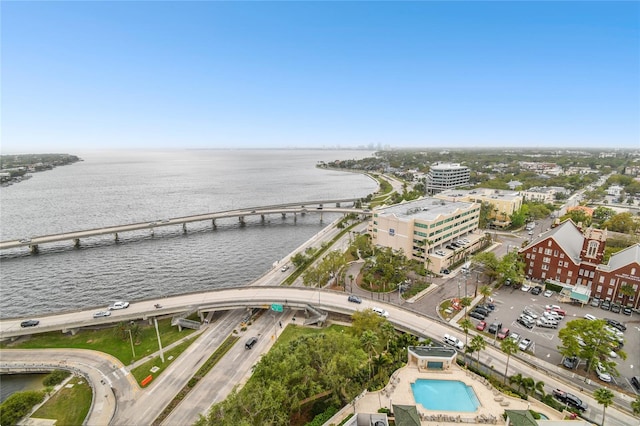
[519,220,640,309]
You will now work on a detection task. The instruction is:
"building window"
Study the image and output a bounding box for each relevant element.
[543,257,551,264]
[568,271,573,277]
[579,268,584,276]
[607,288,613,296]
[526,253,530,259]
[564,262,569,267]
[597,285,602,292]
[589,271,594,278]
[553,250,558,257]
[610,278,616,286]
[545,248,552,255]
[599,276,605,284]
[586,241,599,258]
[541,264,549,271]
[560,253,564,259]
[548,240,552,247]
[632,267,636,275]
[557,268,562,275]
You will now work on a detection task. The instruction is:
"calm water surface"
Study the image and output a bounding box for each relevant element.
[0,149,376,318]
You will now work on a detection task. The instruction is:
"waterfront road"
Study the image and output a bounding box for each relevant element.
[0,348,135,425]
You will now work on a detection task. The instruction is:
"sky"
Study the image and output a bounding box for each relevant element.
[1,1,639,153]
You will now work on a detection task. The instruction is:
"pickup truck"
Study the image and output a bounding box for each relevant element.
[552,389,588,412]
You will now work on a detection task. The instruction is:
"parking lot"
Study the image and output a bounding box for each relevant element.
[467,283,640,396]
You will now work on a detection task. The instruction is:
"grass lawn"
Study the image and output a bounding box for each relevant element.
[0,318,196,365]
[131,337,196,385]
[276,323,350,347]
[32,376,91,425]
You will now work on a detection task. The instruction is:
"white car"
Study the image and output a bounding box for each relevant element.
[518,338,532,351]
[443,333,464,350]
[93,311,112,318]
[596,363,612,382]
[280,265,289,272]
[545,304,561,311]
[372,307,389,318]
[543,290,553,297]
[521,284,531,292]
[108,301,130,310]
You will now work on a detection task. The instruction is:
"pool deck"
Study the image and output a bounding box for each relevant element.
[352,365,562,424]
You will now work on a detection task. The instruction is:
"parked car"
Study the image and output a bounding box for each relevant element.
[584,314,597,321]
[280,265,289,272]
[20,319,40,328]
[435,250,445,256]
[605,318,627,331]
[536,318,558,329]
[590,297,601,307]
[504,278,512,286]
[552,389,588,412]
[93,311,111,318]
[517,316,535,329]
[610,303,621,313]
[520,284,531,292]
[518,338,532,351]
[372,307,389,318]
[530,286,542,295]
[600,300,611,311]
[443,333,465,350]
[473,307,490,317]
[108,301,130,310]
[470,311,486,320]
[596,362,612,382]
[508,332,520,343]
[440,268,450,274]
[562,356,578,369]
[631,376,640,392]
[622,306,632,316]
[497,327,510,339]
[543,290,554,298]
[476,321,487,331]
[488,322,502,335]
[522,308,538,319]
[347,295,362,304]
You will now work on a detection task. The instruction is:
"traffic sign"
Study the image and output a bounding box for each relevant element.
[271,304,283,312]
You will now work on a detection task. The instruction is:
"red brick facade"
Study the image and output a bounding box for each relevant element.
[520,220,640,309]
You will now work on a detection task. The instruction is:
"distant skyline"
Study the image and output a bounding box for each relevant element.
[2,1,639,153]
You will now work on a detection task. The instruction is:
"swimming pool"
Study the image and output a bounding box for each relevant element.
[411,379,480,412]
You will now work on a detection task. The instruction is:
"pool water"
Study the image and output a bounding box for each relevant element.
[411,379,480,412]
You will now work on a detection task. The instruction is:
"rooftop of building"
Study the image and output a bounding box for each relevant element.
[375,198,477,222]
[437,188,522,202]
[598,243,640,272]
[430,163,468,170]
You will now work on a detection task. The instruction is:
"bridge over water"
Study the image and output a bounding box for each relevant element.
[1,198,370,253]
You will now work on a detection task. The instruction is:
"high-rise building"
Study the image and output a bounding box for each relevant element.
[425,163,470,194]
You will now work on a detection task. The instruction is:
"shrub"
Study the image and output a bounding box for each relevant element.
[43,369,71,387]
[0,390,45,425]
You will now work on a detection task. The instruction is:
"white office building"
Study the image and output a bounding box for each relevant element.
[425,163,470,194]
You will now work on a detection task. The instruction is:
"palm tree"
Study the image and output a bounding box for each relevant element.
[360,330,379,379]
[594,387,614,425]
[460,297,473,317]
[509,373,524,393]
[480,285,492,303]
[460,318,473,349]
[618,284,634,307]
[632,396,640,416]
[534,380,545,397]
[469,335,486,369]
[500,338,519,383]
[521,377,535,395]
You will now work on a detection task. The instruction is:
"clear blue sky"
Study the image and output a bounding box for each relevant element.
[2,1,639,152]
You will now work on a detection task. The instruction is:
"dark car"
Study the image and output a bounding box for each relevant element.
[600,300,611,311]
[440,268,450,275]
[469,311,486,320]
[553,389,588,412]
[517,316,535,329]
[622,306,632,316]
[245,337,258,349]
[632,376,640,392]
[488,322,502,335]
[347,295,362,304]
[562,356,578,370]
[20,320,40,328]
[610,303,621,313]
[530,286,542,295]
[473,307,490,317]
[605,318,627,331]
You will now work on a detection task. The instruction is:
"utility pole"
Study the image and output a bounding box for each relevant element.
[127,329,136,359]
[154,317,164,363]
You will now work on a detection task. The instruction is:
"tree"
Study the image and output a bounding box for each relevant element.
[360,330,379,379]
[460,297,473,316]
[460,318,473,349]
[509,373,524,393]
[558,319,627,381]
[603,212,637,234]
[500,338,519,383]
[473,252,499,282]
[479,285,493,303]
[497,251,525,285]
[594,387,614,426]
[469,335,486,369]
[618,284,634,306]
[632,396,640,416]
